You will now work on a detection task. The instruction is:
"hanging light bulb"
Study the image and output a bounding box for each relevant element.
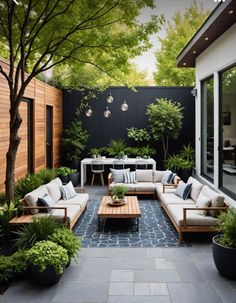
[104,106,111,118]
[107,92,114,104]
[85,107,93,117]
[121,99,128,112]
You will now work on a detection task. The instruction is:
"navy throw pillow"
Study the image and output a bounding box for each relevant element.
[175,182,192,200]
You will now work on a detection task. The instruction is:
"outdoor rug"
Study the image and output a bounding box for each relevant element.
[74,199,190,247]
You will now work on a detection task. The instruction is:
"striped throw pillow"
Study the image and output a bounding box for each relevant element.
[124,171,136,184]
[60,181,76,200]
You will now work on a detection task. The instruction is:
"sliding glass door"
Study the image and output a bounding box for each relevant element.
[201,76,214,181]
[219,65,236,197]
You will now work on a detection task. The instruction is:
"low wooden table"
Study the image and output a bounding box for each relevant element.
[97,196,141,231]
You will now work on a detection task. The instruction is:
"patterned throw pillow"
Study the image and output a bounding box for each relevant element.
[60,181,76,200]
[110,168,130,183]
[175,181,192,200]
[124,171,136,184]
[161,171,175,184]
[37,194,55,213]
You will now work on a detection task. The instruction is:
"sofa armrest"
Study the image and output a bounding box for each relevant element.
[183,206,228,227]
[162,183,178,193]
[22,206,68,224]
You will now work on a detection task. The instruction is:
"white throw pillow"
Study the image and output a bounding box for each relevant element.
[196,192,211,216]
[46,180,61,202]
[153,170,170,182]
[187,177,203,202]
[60,181,76,200]
[135,170,153,182]
[124,171,136,184]
[201,185,225,217]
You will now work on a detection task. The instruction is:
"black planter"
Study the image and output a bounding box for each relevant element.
[58,174,69,184]
[212,235,236,280]
[69,173,80,187]
[177,169,192,182]
[70,159,80,169]
[30,265,63,285]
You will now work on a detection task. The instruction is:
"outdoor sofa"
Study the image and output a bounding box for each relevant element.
[21,177,88,229]
[108,170,228,241]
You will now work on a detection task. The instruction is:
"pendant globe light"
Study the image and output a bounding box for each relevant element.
[85,107,93,117]
[121,99,128,112]
[107,92,114,104]
[104,106,111,118]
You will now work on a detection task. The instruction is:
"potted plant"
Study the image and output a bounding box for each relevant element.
[55,166,79,186]
[62,119,89,169]
[111,185,128,203]
[49,228,81,265]
[107,139,127,159]
[26,240,68,285]
[212,208,236,280]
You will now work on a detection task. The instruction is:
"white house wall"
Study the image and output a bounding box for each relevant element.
[195,23,236,206]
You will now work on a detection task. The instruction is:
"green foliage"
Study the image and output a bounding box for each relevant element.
[137,146,155,158]
[0,202,18,242]
[127,127,150,146]
[0,250,28,282]
[166,144,195,171]
[89,147,106,157]
[153,1,210,86]
[107,140,127,157]
[62,120,89,161]
[146,98,183,161]
[111,185,128,198]
[180,144,195,162]
[55,167,77,177]
[218,208,236,248]
[15,217,61,249]
[26,240,68,274]
[36,169,56,184]
[49,228,81,261]
[125,147,140,157]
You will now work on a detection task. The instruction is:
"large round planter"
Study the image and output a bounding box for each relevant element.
[30,265,63,285]
[212,235,236,280]
[69,173,80,187]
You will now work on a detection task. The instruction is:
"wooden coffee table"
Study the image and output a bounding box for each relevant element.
[97,196,141,231]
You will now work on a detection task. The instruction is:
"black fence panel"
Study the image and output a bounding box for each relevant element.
[63,86,195,170]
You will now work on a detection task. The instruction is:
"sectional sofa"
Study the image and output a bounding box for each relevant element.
[22,177,89,229]
[108,169,228,241]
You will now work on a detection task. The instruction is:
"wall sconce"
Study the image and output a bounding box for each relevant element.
[191,87,197,97]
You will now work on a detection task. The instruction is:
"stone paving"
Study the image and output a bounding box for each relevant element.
[2,246,236,303]
[74,199,185,247]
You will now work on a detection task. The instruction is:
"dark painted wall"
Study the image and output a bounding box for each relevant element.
[63,86,195,169]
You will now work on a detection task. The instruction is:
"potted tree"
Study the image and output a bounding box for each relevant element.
[62,119,89,169]
[111,185,128,203]
[212,208,236,280]
[26,240,68,285]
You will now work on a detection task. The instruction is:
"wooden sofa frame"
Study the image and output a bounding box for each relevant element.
[157,185,229,242]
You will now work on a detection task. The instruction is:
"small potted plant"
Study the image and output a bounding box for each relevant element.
[55,167,79,186]
[26,240,68,285]
[49,228,81,265]
[111,185,128,203]
[212,208,236,280]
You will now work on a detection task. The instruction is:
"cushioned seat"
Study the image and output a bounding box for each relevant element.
[57,193,89,209]
[109,182,136,191]
[134,182,156,192]
[167,204,219,226]
[50,204,81,224]
[159,193,195,206]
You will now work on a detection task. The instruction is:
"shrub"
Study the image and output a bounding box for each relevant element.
[49,228,81,261]
[26,240,68,274]
[55,167,77,176]
[14,174,42,198]
[15,216,61,249]
[0,250,28,282]
[107,139,127,157]
[36,169,56,184]
[218,208,236,248]
[111,185,128,198]
[0,202,18,242]
[127,127,150,146]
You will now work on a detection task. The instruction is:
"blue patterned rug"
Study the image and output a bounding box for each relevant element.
[73,199,189,247]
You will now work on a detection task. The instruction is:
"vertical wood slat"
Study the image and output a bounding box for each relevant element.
[0,58,62,192]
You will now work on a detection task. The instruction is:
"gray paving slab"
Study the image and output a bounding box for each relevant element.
[1,280,58,303]
[110,270,134,282]
[147,248,164,258]
[111,256,155,270]
[167,282,199,303]
[52,281,109,303]
[134,269,181,282]
[108,295,171,303]
[210,279,236,303]
[134,282,150,295]
[192,282,223,303]
[109,282,133,296]
[173,259,205,282]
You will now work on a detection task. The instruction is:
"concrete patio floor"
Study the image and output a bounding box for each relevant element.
[1,245,236,303]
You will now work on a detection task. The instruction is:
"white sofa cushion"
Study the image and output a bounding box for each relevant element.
[136,170,153,182]
[201,185,225,217]
[153,170,170,182]
[159,192,195,206]
[50,204,81,224]
[134,182,156,192]
[46,179,62,202]
[187,177,203,202]
[167,204,218,226]
[24,185,49,214]
[196,192,211,216]
[110,182,135,191]
[110,168,130,183]
[60,181,76,200]
[57,193,89,209]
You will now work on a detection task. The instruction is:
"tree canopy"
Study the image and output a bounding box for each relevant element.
[153,1,210,86]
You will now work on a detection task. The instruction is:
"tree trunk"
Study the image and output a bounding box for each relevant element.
[5,107,22,203]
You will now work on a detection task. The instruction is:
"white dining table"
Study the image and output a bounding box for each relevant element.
[80,157,156,186]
